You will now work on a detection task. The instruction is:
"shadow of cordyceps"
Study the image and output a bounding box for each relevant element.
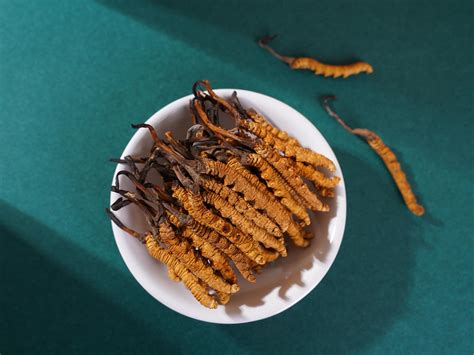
[390,147,443,228]
[223,250,315,317]
[218,149,421,354]
[223,184,338,316]
[0,202,179,354]
[95,0,373,63]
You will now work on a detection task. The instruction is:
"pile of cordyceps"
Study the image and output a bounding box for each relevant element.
[107,80,340,308]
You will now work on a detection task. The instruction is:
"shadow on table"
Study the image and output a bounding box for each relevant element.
[0,202,178,354]
[391,147,443,228]
[96,0,466,114]
[95,0,372,76]
[216,149,421,354]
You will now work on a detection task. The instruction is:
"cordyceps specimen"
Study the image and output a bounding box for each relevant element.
[258,35,373,79]
[107,80,341,308]
[321,95,424,216]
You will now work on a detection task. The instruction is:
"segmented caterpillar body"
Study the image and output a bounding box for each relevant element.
[258,36,373,79]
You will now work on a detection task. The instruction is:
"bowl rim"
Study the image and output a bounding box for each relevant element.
[110,88,347,324]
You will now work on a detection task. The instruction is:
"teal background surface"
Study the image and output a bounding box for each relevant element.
[1,0,472,354]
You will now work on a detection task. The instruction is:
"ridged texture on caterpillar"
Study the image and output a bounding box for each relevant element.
[202,190,287,257]
[246,111,337,172]
[291,57,373,78]
[293,162,340,188]
[366,134,424,216]
[173,186,266,265]
[202,158,292,231]
[199,177,283,237]
[254,143,328,212]
[145,235,218,309]
[167,213,257,283]
[285,221,311,247]
[224,157,312,247]
[159,220,239,294]
[321,95,423,216]
[167,267,181,282]
[180,226,237,285]
[242,153,310,225]
[316,186,336,198]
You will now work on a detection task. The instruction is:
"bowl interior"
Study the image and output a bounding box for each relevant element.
[110,89,346,323]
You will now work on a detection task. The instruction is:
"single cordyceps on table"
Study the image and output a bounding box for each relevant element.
[106,80,341,308]
[258,35,373,79]
[321,95,424,216]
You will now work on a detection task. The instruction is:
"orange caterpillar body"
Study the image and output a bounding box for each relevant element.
[322,96,425,216]
[290,57,373,78]
[258,36,373,79]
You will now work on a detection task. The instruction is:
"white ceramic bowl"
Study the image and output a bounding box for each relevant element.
[110,89,346,324]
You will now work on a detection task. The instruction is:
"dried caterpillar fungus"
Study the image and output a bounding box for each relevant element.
[293,162,340,188]
[107,80,341,308]
[167,267,181,282]
[322,95,424,216]
[180,227,238,285]
[253,143,328,212]
[158,220,239,294]
[145,234,218,309]
[258,35,373,79]
[203,158,292,231]
[168,213,257,283]
[317,186,336,198]
[173,185,266,265]
[246,110,336,172]
[202,190,287,256]
[199,176,283,237]
[242,152,311,225]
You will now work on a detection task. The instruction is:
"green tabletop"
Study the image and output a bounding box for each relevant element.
[1,0,472,354]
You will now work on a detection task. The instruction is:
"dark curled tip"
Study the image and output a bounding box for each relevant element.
[257,35,294,65]
[111,185,130,196]
[110,157,147,165]
[192,81,201,97]
[106,208,144,241]
[321,95,337,104]
[115,170,148,195]
[131,123,160,144]
[230,91,248,118]
[106,208,124,228]
[124,155,139,174]
[257,34,278,47]
[111,197,132,211]
[320,95,356,134]
[192,80,208,98]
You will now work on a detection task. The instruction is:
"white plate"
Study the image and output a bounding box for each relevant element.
[110,89,346,324]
